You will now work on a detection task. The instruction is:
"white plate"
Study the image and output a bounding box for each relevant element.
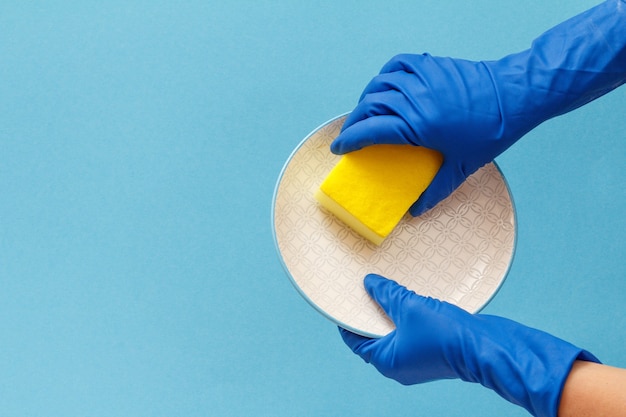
[272,114,516,337]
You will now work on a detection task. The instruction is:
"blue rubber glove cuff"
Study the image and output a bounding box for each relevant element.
[332,0,626,216]
[340,274,600,417]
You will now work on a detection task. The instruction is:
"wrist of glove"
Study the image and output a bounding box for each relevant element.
[340,274,600,417]
[331,0,626,216]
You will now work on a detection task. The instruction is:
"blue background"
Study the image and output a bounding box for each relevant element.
[1,1,624,416]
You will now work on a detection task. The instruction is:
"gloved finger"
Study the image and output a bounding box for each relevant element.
[341,89,410,133]
[331,114,415,154]
[338,327,375,356]
[359,89,412,118]
[379,53,426,75]
[357,70,424,101]
[338,326,397,367]
[408,159,466,216]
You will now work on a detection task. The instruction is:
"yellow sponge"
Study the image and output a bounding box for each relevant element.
[315,144,443,245]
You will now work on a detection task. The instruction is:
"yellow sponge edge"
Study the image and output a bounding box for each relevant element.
[315,144,443,245]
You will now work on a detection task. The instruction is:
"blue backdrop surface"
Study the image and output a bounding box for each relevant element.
[1,1,624,416]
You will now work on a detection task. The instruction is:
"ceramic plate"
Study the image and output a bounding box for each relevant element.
[272,114,516,337]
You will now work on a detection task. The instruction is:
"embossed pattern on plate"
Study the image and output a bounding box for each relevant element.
[272,115,516,337]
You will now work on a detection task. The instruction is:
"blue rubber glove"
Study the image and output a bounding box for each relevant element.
[331,0,626,216]
[340,274,600,417]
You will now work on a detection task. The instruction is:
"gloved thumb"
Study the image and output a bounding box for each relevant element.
[363,273,415,325]
[338,273,408,361]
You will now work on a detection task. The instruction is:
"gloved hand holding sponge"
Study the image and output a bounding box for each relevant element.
[330,0,626,221]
